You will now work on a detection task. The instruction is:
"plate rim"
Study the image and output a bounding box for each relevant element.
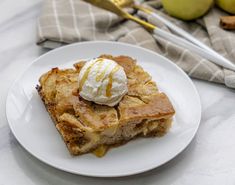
[6,41,201,177]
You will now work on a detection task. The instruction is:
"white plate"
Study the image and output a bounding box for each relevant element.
[6,41,201,177]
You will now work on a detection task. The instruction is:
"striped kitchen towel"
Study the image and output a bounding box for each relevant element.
[37,0,235,88]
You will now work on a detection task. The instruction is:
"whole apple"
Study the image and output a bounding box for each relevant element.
[162,0,214,21]
[215,0,235,14]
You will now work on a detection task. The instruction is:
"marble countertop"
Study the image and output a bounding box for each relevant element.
[1,0,235,184]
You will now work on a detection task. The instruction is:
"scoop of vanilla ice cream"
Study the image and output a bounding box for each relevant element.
[78,58,128,106]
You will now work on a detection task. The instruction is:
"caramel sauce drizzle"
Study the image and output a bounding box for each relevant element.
[96,62,111,82]
[106,65,120,97]
[92,145,108,157]
[79,58,103,91]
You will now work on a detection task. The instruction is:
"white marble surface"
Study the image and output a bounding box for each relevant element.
[1,0,235,184]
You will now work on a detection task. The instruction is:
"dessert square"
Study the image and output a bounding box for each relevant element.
[36,55,175,156]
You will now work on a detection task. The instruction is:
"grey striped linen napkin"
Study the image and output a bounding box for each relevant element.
[37,0,235,88]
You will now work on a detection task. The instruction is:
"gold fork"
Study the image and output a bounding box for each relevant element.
[83,0,235,70]
[83,0,155,31]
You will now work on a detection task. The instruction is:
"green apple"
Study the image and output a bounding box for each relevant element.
[215,0,235,14]
[162,0,214,21]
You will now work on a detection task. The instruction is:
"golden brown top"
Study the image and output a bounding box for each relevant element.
[38,55,175,132]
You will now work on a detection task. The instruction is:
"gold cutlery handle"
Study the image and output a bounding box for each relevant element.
[133,4,153,14]
[83,0,156,32]
[125,13,156,31]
